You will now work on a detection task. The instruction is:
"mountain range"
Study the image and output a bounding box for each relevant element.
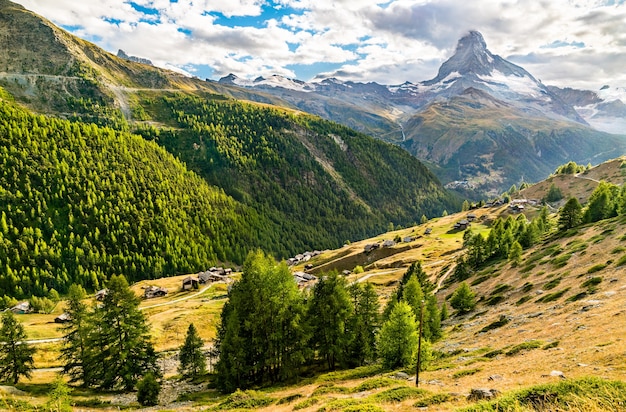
[218,31,626,195]
[0,0,458,295]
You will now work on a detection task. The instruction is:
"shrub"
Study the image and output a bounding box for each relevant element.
[543,277,561,290]
[414,393,453,407]
[293,397,319,410]
[485,295,505,306]
[369,387,427,403]
[505,340,543,356]
[515,295,532,306]
[353,265,365,274]
[521,282,533,293]
[343,404,386,412]
[215,390,274,410]
[566,292,588,302]
[617,254,626,267]
[479,315,510,333]
[542,341,560,350]
[453,368,481,379]
[276,394,302,405]
[587,264,607,274]
[536,288,570,303]
[582,276,602,288]
[353,377,398,392]
[136,372,160,407]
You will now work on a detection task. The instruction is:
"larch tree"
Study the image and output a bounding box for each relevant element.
[0,311,36,384]
[178,323,206,378]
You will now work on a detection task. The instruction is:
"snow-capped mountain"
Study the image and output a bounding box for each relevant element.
[549,85,626,134]
[214,31,626,195]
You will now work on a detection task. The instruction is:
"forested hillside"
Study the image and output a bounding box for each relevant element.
[134,92,458,252]
[0,91,279,299]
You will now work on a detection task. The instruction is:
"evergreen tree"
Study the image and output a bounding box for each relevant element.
[60,284,91,386]
[424,295,442,342]
[440,302,449,321]
[0,311,35,384]
[136,372,160,407]
[420,215,428,224]
[583,181,618,223]
[86,275,158,390]
[462,200,470,211]
[308,271,354,370]
[559,197,583,230]
[178,323,206,378]
[215,250,307,392]
[508,241,523,265]
[346,282,379,366]
[402,275,424,320]
[377,301,418,369]
[450,282,476,314]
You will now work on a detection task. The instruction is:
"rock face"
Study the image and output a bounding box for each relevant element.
[117,49,153,66]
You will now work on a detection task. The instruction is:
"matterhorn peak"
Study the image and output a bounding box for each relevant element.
[455,30,488,54]
[424,30,535,87]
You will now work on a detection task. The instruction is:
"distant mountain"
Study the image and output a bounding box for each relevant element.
[219,31,626,196]
[0,0,458,291]
[548,85,626,134]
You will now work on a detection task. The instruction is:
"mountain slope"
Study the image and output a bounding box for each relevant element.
[0,0,459,284]
[220,32,626,196]
[0,91,278,299]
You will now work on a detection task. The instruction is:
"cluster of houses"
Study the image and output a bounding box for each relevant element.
[363,239,397,253]
[286,250,322,266]
[453,213,477,230]
[182,267,232,291]
[509,198,539,213]
[292,271,317,288]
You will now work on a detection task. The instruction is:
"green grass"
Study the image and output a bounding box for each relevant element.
[566,292,588,302]
[587,264,607,273]
[551,253,572,268]
[505,340,543,356]
[582,276,602,288]
[414,393,454,407]
[315,365,384,383]
[353,377,398,392]
[293,397,320,410]
[536,288,570,303]
[277,393,303,404]
[479,315,510,333]
[453,368,482,379]
[312,384,351,396]
[367,386,428,403]
[458,377,626,412]
[543,277,561,290]
[213,389,275,410]
[542,341,560,350]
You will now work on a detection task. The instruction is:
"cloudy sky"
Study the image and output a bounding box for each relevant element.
[13,0,626,90]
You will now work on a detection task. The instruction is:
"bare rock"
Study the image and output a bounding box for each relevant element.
[488,374,503,381]
[393,371,410,380]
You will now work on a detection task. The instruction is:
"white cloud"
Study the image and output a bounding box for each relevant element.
[11,0,626,89]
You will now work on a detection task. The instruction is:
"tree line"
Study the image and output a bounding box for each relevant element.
[214,251,446,392]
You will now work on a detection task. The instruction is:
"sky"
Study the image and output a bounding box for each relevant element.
[12,0,626,90]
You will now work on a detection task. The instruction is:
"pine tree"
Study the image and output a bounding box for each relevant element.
[377,301,418,369]
[86,275,158,390]
[178,323,206,378]
[508,241,523,265]
[308,271,354,370]
[60,284,91,386]
[450,282,476,314]
[0,311,36,384]
[215,250,307,392]
[346,282,379,366]
[559,197,583,230]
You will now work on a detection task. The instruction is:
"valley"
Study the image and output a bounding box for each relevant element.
[0,0,625,410]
